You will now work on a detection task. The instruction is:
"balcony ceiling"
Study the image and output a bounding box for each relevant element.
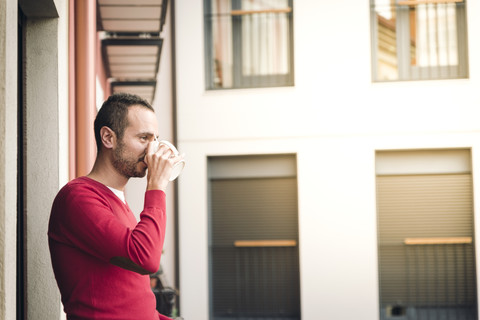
[97,0,168,103]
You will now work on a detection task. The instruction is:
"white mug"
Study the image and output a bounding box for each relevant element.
[152,139,185,181]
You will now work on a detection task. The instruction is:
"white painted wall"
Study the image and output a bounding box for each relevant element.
[55,2,70,318]
[0,1,18,319]
[25,13,65,320]
[56,0,70,203]
[174,1,480,319]
[0,0,69,317]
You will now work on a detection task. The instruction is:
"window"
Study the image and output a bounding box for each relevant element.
[208,155,301,320]
[376,150,478,320]
[370,0,468,81]
[204,0,294,89]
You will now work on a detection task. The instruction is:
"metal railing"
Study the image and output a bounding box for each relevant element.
[383,237,478,320]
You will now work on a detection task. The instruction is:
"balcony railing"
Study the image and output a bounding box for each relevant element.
[229,240,300,320]
[381,237,478,320]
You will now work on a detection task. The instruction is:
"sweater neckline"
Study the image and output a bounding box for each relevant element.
[79,176,128,206]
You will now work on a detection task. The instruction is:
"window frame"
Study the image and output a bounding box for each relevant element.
[370,0,469,82]
[207,154,301,320]
[375,149,478,319]
[204,0,295,90]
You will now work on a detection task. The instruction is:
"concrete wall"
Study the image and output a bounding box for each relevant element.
[23,0,69,317]
[174,1,480,319]
[24,16,61,318]
[0,0,18,319]
[23,0,69,316]
[0,0,70,318]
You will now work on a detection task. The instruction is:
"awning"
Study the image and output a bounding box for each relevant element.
[97,0,168,103]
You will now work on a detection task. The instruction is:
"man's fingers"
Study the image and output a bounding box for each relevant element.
[159,147,173,160]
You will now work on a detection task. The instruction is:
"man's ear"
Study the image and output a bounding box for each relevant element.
[100,126,116,149]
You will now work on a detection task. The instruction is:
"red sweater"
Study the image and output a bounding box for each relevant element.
[48,176,172,320]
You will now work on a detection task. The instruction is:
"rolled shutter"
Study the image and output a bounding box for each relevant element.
[209,154,300,319]
[377,173,476,307]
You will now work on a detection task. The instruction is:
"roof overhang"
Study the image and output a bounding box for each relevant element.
[97,0,168,103]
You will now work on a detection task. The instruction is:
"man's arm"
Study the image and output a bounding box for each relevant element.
[110,256,152,275]
[49,186,167,275]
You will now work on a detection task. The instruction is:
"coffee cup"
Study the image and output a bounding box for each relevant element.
[152,139,185,181]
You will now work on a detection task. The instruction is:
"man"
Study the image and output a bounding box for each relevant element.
[48,93,182,319]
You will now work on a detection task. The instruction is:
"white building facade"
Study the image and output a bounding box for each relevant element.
[172,1,480,319]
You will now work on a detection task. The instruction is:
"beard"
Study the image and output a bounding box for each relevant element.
[112,140,147,178]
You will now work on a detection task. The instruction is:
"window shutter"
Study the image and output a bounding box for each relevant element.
[209,173,300,319]
[377,173,477,309]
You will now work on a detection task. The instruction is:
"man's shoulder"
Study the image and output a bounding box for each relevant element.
[63,176,105,191]
[56,176,109,202]
[50,177,116,224]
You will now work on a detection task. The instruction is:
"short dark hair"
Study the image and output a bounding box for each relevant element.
[94,93,154,152]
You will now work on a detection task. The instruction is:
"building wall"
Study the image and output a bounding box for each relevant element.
[0,0,69,318]
[24,15,61,319]
[24,0,69,318]
[0,0,19,319]
[174,1,480,319]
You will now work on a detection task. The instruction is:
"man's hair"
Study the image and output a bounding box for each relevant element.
[94,92,154,152]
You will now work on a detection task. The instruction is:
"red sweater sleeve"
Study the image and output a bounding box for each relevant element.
[49,181,166,274]
[158,312,174,320]
[129,190,167,272]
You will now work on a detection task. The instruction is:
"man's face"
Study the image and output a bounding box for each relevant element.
[112,105,158,178]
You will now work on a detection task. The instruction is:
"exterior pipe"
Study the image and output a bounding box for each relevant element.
[74,0,96,178]
[169,0,181,312]
[68,0,76,180]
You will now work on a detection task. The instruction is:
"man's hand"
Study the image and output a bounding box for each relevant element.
[144,140,182,191]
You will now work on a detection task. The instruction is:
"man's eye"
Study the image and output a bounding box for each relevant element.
[140,136,148,141]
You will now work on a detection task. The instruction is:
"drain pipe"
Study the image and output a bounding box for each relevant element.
[73,0,96,178]
[169,0,181,313]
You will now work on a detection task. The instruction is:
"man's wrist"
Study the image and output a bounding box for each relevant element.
[144,189,166,208]
[146,182,167,192]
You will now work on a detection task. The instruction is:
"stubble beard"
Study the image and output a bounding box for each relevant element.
[112,140,147,178]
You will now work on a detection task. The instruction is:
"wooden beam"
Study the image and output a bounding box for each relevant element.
[230,8,292,16]
[234,240,297,247]
[404,237,472,245]
[398,0,462,5]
